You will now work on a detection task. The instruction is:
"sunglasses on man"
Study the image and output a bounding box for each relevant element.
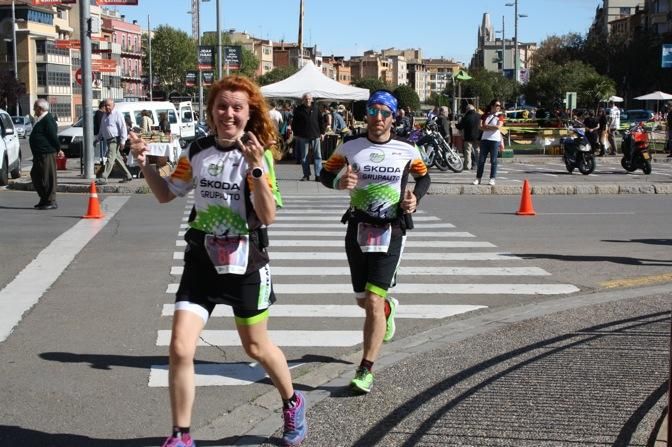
[366,107,393,119]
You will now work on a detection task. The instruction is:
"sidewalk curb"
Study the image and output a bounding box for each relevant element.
[197,283,672,446]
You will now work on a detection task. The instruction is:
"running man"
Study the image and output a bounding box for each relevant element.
[319,90,431,393]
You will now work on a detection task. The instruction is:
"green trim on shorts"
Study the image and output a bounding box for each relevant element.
[234,309,269,326]
[365,282,388,298]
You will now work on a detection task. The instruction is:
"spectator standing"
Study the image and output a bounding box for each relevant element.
[455,104,481,170]
[268,101,283,133]
[140,110,154,134]
[436,106,452,144]
[666,103,672,157]
[473,99,503,186]
[94,101,107,161]
[330,103,347,135]
[97,98,133,184]
[292,93,324,181]
[583,110,600,152]
[607,102,620,155]
[394,108,411,136]
[29,98,62,210]
[597,108,608,156]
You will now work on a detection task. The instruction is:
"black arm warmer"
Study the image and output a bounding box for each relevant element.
[413,172,431,202]
[320,167,338,189]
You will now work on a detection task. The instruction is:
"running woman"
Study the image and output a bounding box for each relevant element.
[130,76,307,447]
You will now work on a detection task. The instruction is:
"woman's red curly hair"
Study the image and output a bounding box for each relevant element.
[206,75,280,159]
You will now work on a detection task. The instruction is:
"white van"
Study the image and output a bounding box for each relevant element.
[115,101,196,144]
[58,100,196,157]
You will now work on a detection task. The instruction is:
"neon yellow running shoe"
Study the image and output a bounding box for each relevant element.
[383,297,399,342]
[350,367,374,394]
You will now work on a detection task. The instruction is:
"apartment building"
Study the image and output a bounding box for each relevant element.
[209,29,274,77]
[272,41,321,69]
[322,55,351,84]
[590,0,646,36]
[348,50,392,85]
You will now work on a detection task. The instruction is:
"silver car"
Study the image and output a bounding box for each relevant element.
[11,115,33,138]
[1,109,22,185]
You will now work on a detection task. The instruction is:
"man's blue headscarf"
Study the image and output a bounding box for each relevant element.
[367,90,398,115]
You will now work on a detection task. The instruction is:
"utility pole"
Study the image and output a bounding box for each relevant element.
[501,15,505,75]
[147,15,152,101]
[297,0,304,67]
[216,0,222,79]
[11,0,19,116]
[79,0,94,178]
[513,0,519,83]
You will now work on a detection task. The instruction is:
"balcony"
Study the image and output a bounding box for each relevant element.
[120,46,143,57]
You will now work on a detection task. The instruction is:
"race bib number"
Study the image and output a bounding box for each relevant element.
[357,222,392,253]
[204,234,249,275]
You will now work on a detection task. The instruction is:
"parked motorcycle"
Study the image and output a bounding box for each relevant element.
[620,122,651,174]
[560,122,595,175]
[412,119,463,172]
[195,121,209,139]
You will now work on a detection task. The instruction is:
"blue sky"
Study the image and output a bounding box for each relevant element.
[111,0,602,64]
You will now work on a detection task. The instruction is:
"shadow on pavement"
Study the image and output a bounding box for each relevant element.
[350,311,670,447]
[517,252,672,266]
[604,238,672,247]
[0,425,263,447]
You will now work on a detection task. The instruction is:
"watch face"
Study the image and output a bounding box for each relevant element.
[252,167,263,178]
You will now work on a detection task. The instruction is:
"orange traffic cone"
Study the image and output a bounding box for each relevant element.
[516,179,536,216]
[82,181,104,219]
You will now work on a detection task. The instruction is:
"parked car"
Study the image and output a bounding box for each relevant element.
[622,109,655,126]
[0,108,22,186]
[58,116,86,158]
[11,115,33,138]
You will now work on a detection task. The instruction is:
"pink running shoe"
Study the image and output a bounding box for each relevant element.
[161,434,195,447]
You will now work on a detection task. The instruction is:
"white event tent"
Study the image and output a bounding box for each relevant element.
[261,61,370,101]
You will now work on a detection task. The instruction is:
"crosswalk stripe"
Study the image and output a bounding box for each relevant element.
[169,266,548,276]
[268,222,456,229]
[161,304,488,318]
[273,283,580,295]
[157,330,362,347]
[166,283,578,295]
[275,215,441,221]
[268,240,495,248]
[149,362,304,387]
[267,231,474,238]
[277,209,426,214]
[266,252,522,261]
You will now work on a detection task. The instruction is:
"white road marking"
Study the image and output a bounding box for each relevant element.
[268,240,495,248]
[269,222,456,229]
[166,282,578,295]
[169,266,548,276]
[0,197,130,343]
[162,304,487,318]
[149,362,304,387]
[267,252,522,261]
[157,330,362,347]
[273,283,580,295]
[274,215,441,221]
[267,231,474,238]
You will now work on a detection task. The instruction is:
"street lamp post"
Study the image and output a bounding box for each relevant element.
[505,0,527,84]
[11,0,19,116]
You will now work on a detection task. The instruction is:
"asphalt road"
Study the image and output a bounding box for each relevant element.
[0,188,669,446]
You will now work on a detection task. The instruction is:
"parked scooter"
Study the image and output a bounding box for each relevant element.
[620,122,651,174]
[195,121,209,139]
[561,121,595,175]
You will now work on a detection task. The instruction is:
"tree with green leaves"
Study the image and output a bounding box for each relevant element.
[460,69,519,108]
[143,26,196,93]
[352,77,388,92]
[257,66,298,86]
[393,84,420,112]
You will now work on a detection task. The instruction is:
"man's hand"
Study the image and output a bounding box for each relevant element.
[128,131,148,167]
[401,189,417,214]
[338,164,358,190]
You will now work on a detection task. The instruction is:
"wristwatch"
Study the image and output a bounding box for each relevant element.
[250,167,264,179]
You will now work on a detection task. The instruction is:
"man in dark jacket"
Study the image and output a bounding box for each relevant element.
[456,104,481,170]
[29,99,63,209]
[292,93,324,181]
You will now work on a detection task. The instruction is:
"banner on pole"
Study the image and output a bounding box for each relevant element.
[95,0,139,5]
[202,71,215,86]
[185,71,197,88]
[223,45,242,70]
[32,0,76,5]
[198,46,214,71]
[662,44,672,69]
